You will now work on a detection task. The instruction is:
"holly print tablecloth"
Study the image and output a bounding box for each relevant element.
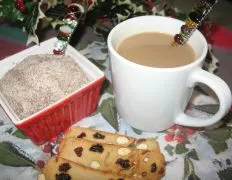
[0,39,231,180]
[0,1,231,179]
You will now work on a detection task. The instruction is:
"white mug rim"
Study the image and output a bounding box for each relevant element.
[107,15,208,71]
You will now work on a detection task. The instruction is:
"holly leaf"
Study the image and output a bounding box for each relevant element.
[0,141,34,167]
[100,79,113,95]
[13,129,28,139]
[5,127,14,134]
[188,173,201,180]
[88,58,106,71]
[186,149,199,160]
[175,143,189,154]
[208,141,227,154]
[202,127,231,154]
[184,157,201,180]
[213,159,223,168]
[183,157,191,180]
[164,144,174,156]
[193,104,219,114]
[100,97,119,131]
[202,127,231,142]
[217,167,232,180]
[131,127,143,135]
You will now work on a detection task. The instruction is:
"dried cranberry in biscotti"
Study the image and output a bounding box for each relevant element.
[151,162,157,173]
[115,158,131,170]
[55,173,71,180]
[74,147,83,157]
[89,144,104,153]
[77,132,86,138]
[59,163,71,172]
[93,132,105,139]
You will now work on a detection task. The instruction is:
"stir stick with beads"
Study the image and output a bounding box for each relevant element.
[53,3,85,55]
[172,0,218,47]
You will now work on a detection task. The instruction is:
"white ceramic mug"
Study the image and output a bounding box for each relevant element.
[107,16,232,132]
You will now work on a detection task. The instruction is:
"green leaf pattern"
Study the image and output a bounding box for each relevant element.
[0,142,34,167]
[0,38,230,179]
[0,1,230,179]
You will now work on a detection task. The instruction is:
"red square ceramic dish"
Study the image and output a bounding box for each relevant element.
[0,38,105,145]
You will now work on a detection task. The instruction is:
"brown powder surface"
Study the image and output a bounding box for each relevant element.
[0,54,90,120]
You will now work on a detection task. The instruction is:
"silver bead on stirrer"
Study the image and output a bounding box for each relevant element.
[172,0,218,46]
[53,3,85,55]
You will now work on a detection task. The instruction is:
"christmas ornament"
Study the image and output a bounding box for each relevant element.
[53,3,85,55]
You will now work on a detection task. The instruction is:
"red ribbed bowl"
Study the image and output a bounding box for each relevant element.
[0,38,105,145]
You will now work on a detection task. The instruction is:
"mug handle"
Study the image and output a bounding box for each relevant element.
[175,68,232,127]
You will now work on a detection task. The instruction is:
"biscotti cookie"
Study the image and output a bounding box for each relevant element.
[64,126,159,151]
[59,138,165,179]
[40,156,130,180]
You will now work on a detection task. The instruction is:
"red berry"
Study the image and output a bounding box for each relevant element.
[19,6,26,13]
[169,124,178,131]
[87,0,93,6]
[184,127,196,135]
[174,134,185,144]
[164,133,174,142]
[36,160,45,169]
[43,143,51,153]
[16,0,24,3]
[15,0,26,13]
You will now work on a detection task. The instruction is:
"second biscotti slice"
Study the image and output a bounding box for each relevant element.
[64,126,159,151]
[59,138,165,179]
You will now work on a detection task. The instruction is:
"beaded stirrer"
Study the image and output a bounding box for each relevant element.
[53,3,85,55]
[172,0,218,46]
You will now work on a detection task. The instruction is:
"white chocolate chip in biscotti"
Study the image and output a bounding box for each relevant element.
[118,148,131,156]
[116,137,129,145]
[90,161,100,169]
[136,143,148,150]
[38,173,46,180]
[133,174,142,178]
[144,157,149,162]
